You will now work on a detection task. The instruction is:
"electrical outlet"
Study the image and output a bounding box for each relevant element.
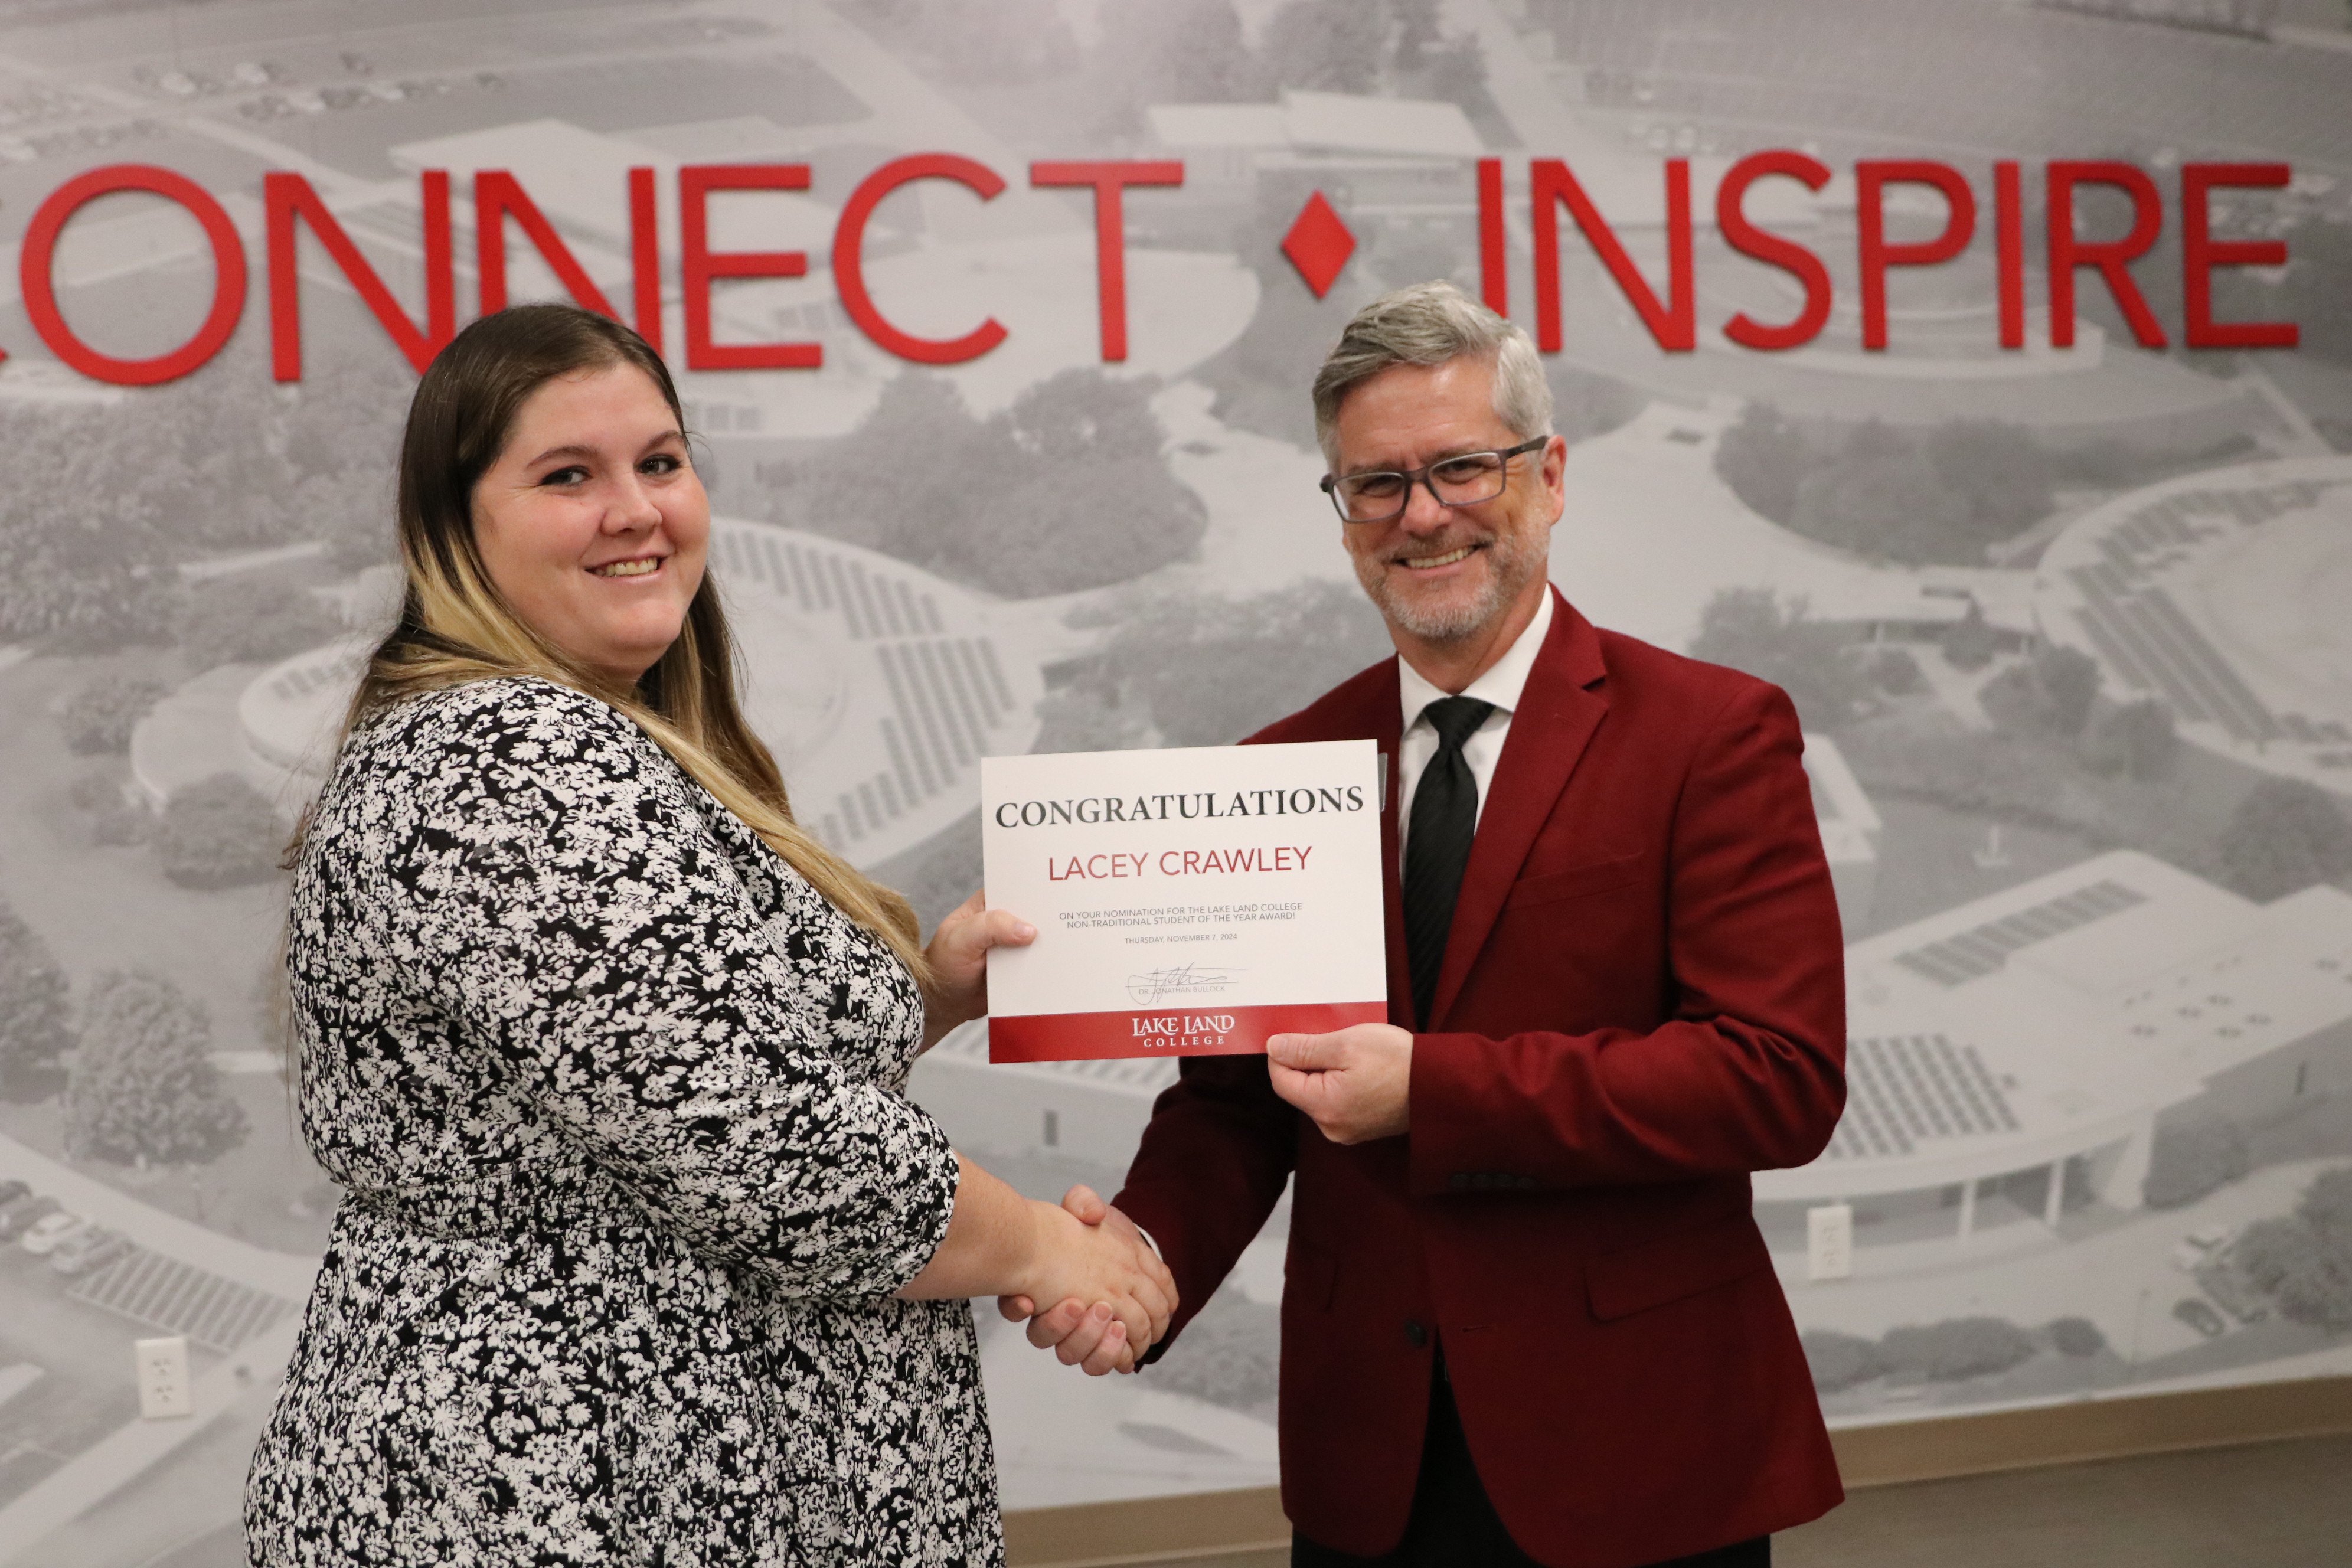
[1807,1203,1854,1282]
[135,1335,192,1420]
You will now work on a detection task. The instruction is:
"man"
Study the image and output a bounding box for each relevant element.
[1025,282,1847,1567]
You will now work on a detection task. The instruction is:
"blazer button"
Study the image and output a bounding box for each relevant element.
[1404,1319,1428,1350]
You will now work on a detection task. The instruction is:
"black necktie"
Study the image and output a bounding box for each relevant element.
[1403,695,1496,1030]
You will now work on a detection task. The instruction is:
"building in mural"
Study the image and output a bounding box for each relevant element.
[2036,455,2352,790]
[1759,851,2352,1260]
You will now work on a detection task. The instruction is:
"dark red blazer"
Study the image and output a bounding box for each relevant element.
[1113,590,1848,1568]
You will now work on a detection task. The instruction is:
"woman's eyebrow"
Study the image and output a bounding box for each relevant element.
[524,430,684,468]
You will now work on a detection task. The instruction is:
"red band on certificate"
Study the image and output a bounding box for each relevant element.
[989,1001,1388,1063]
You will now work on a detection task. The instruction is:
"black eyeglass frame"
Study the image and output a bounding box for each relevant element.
[1318,437,1551,524]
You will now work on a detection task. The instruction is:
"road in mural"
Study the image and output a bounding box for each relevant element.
[1,0,2350,1561]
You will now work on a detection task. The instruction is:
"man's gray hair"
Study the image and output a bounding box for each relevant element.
[1311,280,1553,468]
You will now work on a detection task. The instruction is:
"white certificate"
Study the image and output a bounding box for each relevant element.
[981,740,1388,1062]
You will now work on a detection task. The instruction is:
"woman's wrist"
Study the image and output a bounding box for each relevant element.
[1007,1196,1060,1305]
[918,991,980,1052]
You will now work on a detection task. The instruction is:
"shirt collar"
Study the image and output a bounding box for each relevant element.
[1399,587,1556,734]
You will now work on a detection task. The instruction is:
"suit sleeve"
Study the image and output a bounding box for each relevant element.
[1110,1053,1296,1356]
[1407,681,1847,1194]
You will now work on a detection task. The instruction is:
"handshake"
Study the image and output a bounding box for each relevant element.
[998,1184,1175,1376]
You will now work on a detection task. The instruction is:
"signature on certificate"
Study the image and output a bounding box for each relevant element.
[1126,963,1244,1006]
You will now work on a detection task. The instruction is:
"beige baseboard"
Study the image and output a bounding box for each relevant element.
[1825,1372,2352,1487]
[1001,1376,2352,1566]
[1005,1486,1289,1568]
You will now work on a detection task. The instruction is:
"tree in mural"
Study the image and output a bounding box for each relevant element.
[1686,587,1872,731]
[0,407,181,650]
[64,971,247,1168]
[1103,577,1395,746]
[785,369,1205,597]
[2235,1167,2352,1332]
[2218,778,2352,902]
[179,575,347,672]
[936,368,1206,594]
[1981,645,2102,739]
[1799,1329,1886,1393]
[1260,0,1391,94]
[1877,1316,2037,1382]
[838,0,1075,80]
[2048,1317,2108,1358]
[1941,600,2001,671]
[1717,410,2057,566]
[2144,1116,2251,1209]
[58,675,168,756]
[1790,423,1977,563]
[0,902,73,1099]
[1092,0,1261,106]
[1715,403,1809,524]
[156,774,286,890]
[2079,698,2178,782]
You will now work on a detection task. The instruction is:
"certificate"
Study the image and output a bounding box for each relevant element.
[981,740,1388,1062]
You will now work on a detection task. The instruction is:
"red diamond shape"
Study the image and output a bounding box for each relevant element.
[1282,192,1354,299]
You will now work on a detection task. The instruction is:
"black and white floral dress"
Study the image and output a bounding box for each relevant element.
[246,677,997,1567]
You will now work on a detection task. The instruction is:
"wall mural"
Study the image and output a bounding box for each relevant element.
[0,0,2348,1559]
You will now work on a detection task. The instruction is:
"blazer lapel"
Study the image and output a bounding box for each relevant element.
[1380,737,1413,1028]
[1429,592,1610,1028]
[1268,661,1412,1027]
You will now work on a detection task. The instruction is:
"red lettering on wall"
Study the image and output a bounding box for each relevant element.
[1531,158,1695,354]
[678,164,819,371]
[265,170,455,380]
[629,166,663,355]
[20,164,246,384]
[1995,161,2026,349]
[1477,156,1508,315]
[1715,151,1832,351]
[1029,160,1184,362]
[1856,160,1974,351]
[475,170,620,319]
[2181,162,2297,349]
[2047,160,2166,348]
[834,153,1010,365]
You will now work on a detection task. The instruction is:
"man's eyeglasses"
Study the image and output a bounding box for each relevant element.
[1319,437,1549,524]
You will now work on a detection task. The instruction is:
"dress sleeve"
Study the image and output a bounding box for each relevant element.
[383,684,958,1299]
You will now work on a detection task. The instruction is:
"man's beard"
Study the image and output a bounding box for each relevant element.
[1354,526,1540,643]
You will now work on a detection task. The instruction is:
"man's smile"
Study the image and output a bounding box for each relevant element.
[1397,544,1481,571]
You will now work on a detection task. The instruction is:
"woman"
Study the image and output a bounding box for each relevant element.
[246,303,1172,1567]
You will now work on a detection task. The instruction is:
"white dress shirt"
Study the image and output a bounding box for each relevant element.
[1396,589,1555,863]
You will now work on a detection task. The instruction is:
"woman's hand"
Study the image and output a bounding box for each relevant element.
[897,1161,1171,1374]
[1009,1190,1175,1376]
[999,1186,1175,1376]
[920,891,1035,1051]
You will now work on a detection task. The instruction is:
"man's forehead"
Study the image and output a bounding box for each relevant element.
[1332,359,1514,467]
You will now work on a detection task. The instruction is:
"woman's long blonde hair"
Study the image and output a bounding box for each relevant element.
[323,303,928,986]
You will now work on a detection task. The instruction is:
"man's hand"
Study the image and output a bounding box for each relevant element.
[1267,1023,1414,1144]
[998,1186,1174,1376]
[920,890,1035,1051]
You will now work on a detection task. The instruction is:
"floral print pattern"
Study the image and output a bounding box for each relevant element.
[246,677,995,1566]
